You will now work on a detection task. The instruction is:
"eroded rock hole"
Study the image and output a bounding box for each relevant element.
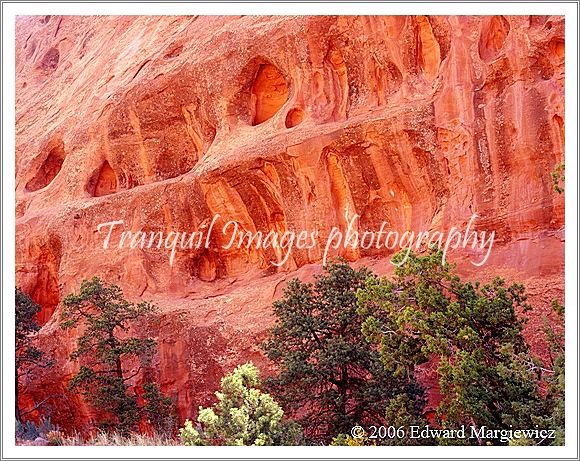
[251,63,288,125]
[40,47,59,72]
[191,250,218,282]
[87,160,118,197]
[549,37,564,60]
[25,139,66,192]
[285,107,304,128]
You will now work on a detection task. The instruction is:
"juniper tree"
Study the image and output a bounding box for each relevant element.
[357,248,549,445]
[528,300,565,445]
[262,260,425,444]
[60,276,170,434]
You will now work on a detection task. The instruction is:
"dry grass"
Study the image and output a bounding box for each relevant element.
[60,431,179,446]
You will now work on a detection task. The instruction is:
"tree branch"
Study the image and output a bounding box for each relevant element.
[122,366,143,382]
[19,397,50,417]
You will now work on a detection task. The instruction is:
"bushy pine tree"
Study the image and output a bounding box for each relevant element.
[357,248,552,445]
[61,276,173,434]
[179,363,302,446]
[262,260,425,444]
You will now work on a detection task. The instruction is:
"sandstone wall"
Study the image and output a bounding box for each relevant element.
[15,15,564,430]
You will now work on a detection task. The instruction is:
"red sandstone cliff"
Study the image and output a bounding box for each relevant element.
[15,15,564,430]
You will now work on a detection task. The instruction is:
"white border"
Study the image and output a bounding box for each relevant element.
[2,2,578,460]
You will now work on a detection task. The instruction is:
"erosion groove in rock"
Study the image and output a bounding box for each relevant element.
[18,237,62,325]
[325,44,349,120]
[478,15,510,63]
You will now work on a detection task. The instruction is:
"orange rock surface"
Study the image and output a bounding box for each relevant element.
[15,15,564,431]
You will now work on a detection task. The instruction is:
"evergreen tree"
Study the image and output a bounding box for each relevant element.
[262,260,425,444]
[530,300,565,445]
[60,276,172,434]
[179,363,302,446]
[357,248,548,445]
[142,382,176,437]
[15,288,52,421]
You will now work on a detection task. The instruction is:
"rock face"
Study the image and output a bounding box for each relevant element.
[15,15,564,431]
